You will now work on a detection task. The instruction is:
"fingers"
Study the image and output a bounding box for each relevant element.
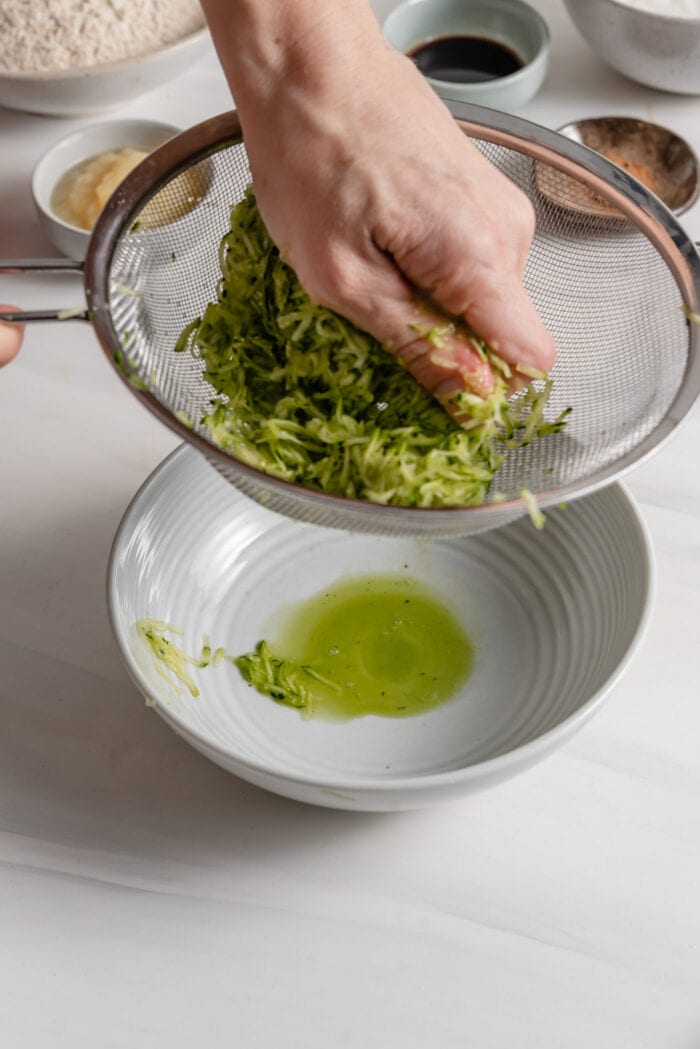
[462,279,557,378]
[299,250,495,413]
[372,154,556,379]
[366,295,496,402]
[392,229,556,380]
[396,245,556,380]
[0,307,23,367]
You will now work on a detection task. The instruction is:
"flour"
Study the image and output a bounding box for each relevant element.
[615,0,700,17]
[0,0,206,73]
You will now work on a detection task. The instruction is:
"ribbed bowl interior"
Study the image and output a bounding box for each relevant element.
[108,446,654,809]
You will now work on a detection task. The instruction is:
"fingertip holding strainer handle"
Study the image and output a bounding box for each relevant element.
[0,258,89,323]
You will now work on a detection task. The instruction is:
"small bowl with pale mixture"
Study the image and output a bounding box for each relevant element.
[31,119,213,260]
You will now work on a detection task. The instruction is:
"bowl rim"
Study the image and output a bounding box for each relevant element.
[0,25,209,82]
[591,0,700,25]
[31,118,182,236]
[383,0,551,91]
[107,444,657,797]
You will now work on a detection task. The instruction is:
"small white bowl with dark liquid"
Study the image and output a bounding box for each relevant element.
[383,0,550,109]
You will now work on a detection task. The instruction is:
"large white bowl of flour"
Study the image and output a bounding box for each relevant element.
[0,0,211,116]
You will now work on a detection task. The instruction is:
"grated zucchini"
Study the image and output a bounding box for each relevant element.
[176,189,569,508]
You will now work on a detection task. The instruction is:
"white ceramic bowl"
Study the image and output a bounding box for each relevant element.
[563,0,700,94]
[108,446,655,811]
[32,119,181,261]
[0,28,210,116]
[383,0,550,109]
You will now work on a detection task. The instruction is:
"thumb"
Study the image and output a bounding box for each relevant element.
[377,295,496,402]
[384,210,556,378]
[0,307,24,367]
[461,280,557,378]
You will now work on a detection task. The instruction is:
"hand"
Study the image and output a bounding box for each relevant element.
[0,308,23,366]
[203,0,556,406]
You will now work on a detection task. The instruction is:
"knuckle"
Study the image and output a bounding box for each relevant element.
[540,333,558,372]
[293,245,359,309]
[511,192,537,242]
[317,252,361,308]
[431,269,478,315]
[373,204,416,256]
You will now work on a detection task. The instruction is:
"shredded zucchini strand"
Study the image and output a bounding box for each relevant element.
[177,189,569,508]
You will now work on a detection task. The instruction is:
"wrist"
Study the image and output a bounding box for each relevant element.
[201,0,387,108]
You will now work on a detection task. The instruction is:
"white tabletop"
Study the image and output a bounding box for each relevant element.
[1,1,698,1045]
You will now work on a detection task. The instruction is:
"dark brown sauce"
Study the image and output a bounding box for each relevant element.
[409,35,523,83]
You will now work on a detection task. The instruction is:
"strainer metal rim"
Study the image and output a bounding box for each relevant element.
[84,102,700,522]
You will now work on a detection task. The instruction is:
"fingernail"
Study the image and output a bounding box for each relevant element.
[433,376,466,398]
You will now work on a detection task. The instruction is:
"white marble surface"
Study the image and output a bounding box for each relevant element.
[1,1,699,1045]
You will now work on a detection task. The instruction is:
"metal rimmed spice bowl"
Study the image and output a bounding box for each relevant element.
[541,117,700,218]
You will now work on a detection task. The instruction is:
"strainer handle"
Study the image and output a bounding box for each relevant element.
[0,259,88,323]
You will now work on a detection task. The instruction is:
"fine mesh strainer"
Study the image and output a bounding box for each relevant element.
[4,102,700,537]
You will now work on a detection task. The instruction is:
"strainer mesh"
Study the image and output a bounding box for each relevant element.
[106,133,689,511]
